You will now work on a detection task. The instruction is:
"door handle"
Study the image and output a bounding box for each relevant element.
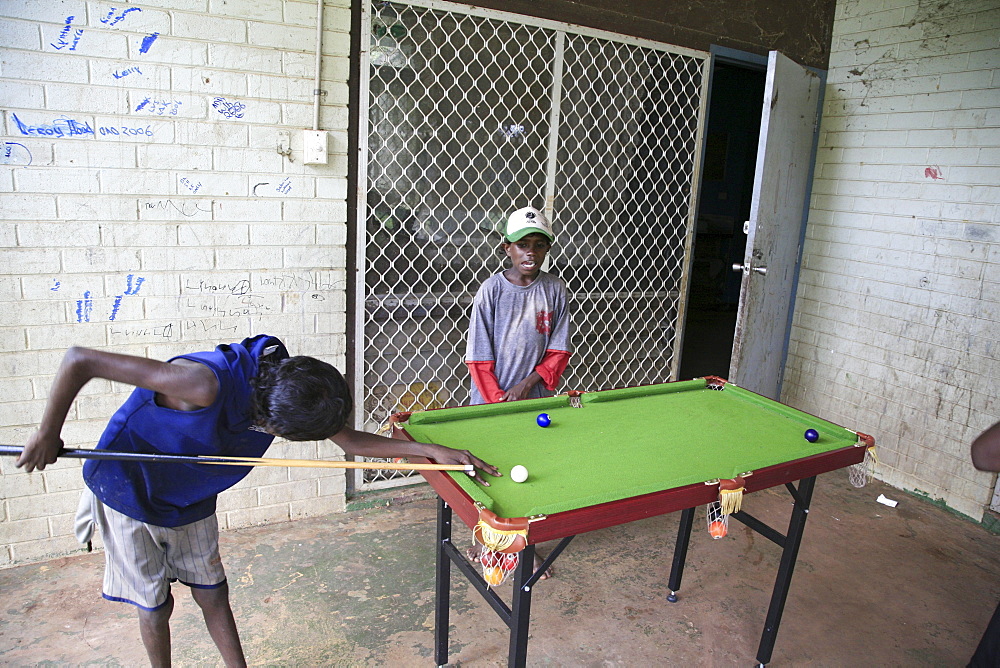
[732,263,767,276]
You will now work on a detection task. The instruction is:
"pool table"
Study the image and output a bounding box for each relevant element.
[390,376,874,667]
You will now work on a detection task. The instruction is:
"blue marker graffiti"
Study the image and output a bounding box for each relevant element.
[101,7,141,26]
[180,177,202,194]
[212,97,245,119]
[70,276,145,323]
[139,33,159,54]
[51,16,84,51]
[124,274,145,295]
[113,66,142,80]
[109,295,124,321]
[98,125,154,137]
[76,291,93,323]
[13,114,93,138]
[109,275,145,321]
[276,178,292,195]
[51,280,61,291]
[136,98,181,116]
[2,142,33,166]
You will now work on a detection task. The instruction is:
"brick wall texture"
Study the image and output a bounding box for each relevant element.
[1,0,352,566]
[782,0,1000,521]
[2,0,999,567]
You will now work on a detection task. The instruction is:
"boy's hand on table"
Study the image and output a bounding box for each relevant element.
[431,445,501,486]
[501,373,542,402]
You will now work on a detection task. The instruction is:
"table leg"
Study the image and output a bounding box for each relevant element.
[435,498,452,667]
[508,544,536,668]
[667,506,696,602]
[755,475,816,665]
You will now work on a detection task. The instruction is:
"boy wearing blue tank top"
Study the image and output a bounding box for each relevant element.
[17,335,498,667]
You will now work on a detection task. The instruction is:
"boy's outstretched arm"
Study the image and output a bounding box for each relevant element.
[330,426,501,486]
[17,346,219,473]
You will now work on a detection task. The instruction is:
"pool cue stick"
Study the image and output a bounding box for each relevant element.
[0,445,475,473]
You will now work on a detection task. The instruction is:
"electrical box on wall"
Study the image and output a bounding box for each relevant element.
[303,130,328,165]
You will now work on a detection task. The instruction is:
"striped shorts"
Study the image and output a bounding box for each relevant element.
[85,490,227,610]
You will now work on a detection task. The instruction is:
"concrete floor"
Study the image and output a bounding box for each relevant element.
[1,474,998,667]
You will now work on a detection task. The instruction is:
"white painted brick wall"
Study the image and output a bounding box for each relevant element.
[1,0,353,566]
[784,0,1000,521]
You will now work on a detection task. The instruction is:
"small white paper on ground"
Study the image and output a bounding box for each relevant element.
[876,493,898,508]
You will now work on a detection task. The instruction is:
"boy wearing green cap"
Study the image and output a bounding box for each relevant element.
[465,205,572,405]
[464,206,572,578]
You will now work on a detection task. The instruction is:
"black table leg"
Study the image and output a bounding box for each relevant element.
[755,475,816,665]
[508,544,536,668]
[667,506,696,602]
[435,498,452,667]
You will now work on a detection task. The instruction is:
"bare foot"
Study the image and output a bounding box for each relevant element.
[466,544,483,563]
[534,554,553,580]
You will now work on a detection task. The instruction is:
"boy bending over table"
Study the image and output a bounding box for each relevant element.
[17,335,499,667]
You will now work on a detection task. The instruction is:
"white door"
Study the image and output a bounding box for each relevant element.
[729,51,822,399]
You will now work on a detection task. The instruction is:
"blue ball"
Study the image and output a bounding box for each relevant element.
[804,429,819,443]
[536,413,551,428]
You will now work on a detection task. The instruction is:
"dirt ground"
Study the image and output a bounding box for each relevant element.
[1,475,998,666]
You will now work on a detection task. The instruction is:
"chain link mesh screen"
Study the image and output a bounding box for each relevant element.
[360,2,705,486]
[555,34,703,393]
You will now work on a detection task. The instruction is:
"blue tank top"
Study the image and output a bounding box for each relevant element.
[83,335,287,527]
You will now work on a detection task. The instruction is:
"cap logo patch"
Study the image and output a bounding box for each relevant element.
[525,211,535,219]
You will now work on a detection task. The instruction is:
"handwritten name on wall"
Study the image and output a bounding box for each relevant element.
[101,7,142,27]
[13,113,94,138]
[113,66,142,80]
[51,16,83,51]
[13,113,154,139]
[63,6,156,57]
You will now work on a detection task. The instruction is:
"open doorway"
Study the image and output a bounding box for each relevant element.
[679,60,765,380]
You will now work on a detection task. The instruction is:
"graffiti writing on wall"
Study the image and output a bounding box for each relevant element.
[51,16,83,51]
[179,177,202,194]
[13,114,156,140]
[143,200,212,217]
[101,7,142,26]
[98,125,154,137]
[113,66,143,80]
[136,98,182,116]
[14,114,93,138]
[65,274,146,323]
[139,33,160,54]
[212,97,245,119]
[2,142,32,166]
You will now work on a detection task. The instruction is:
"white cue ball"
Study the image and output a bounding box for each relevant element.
[510,465,529,483]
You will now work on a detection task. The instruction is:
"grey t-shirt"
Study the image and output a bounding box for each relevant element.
[466,271,571,405]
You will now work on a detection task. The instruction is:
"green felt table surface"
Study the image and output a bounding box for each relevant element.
[402,379,860,519]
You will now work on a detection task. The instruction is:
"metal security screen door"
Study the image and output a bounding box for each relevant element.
[355,0,708,489]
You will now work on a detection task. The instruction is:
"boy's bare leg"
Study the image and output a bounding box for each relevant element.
[137,593,174,668]
[191,583,247,668]
[534,553,552,580]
